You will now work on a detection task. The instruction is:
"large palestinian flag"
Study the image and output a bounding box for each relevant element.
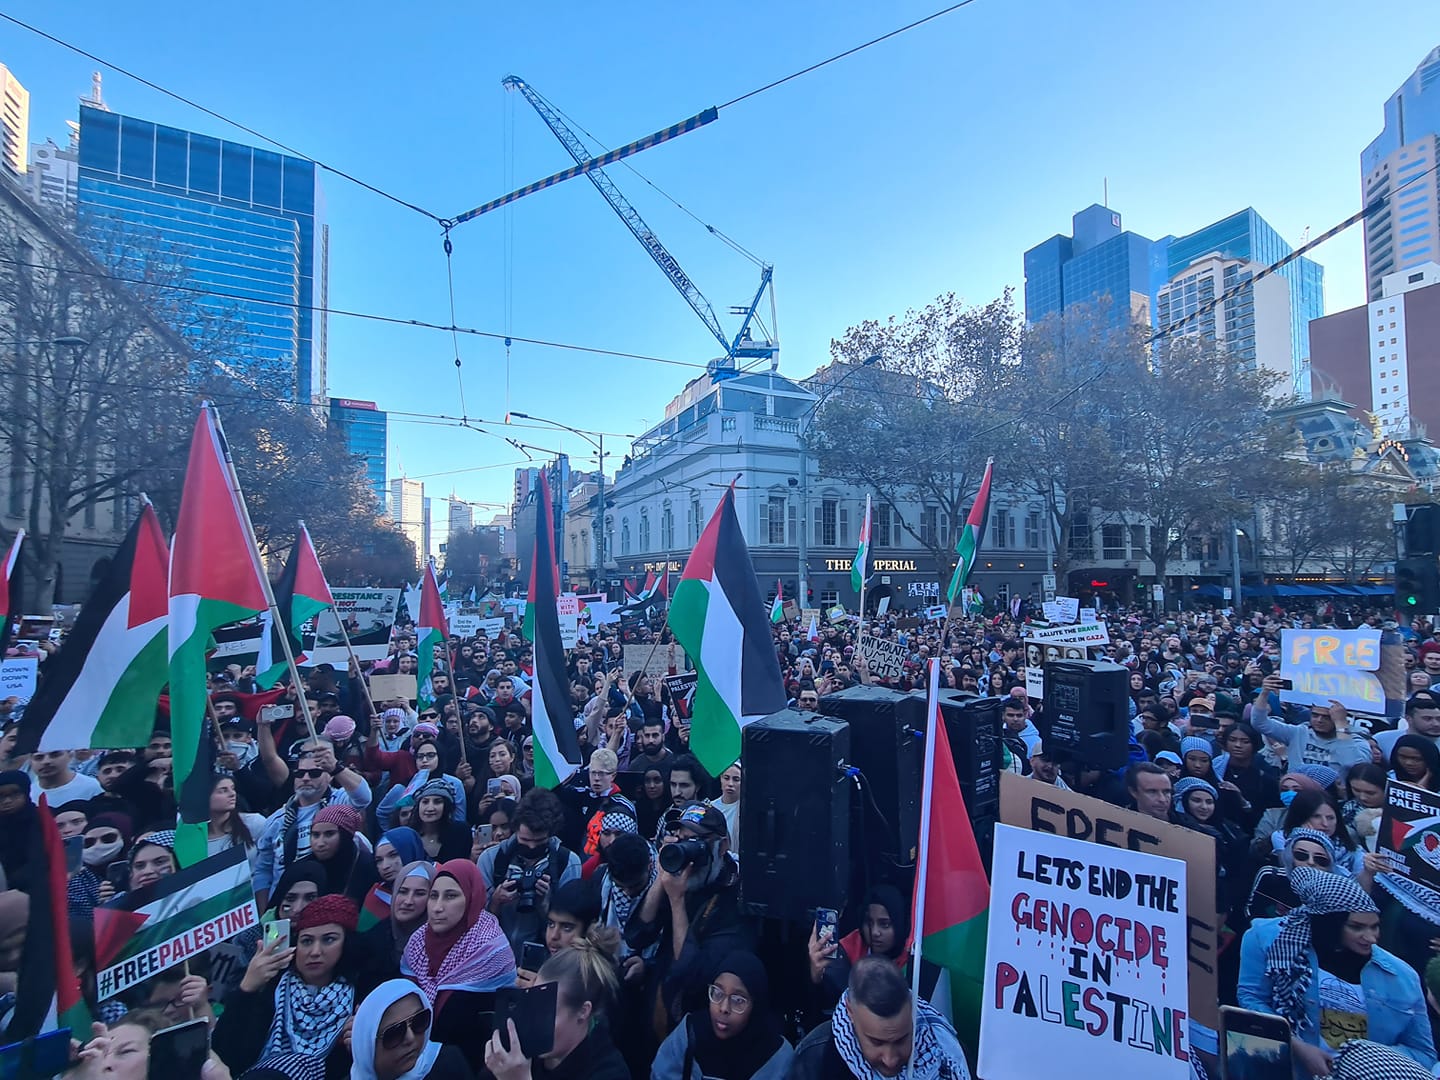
[668,487,786,774]
[169,405,269,866]
[416,562,449,711]
[18,503,168,753]
[946,459,993,606]
[256,522,334,688]
[526,471,582,788]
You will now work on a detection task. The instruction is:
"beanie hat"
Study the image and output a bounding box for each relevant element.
[90,811,136,846]
[312,805,364,835]
[1214,691,1241,718]
[1173,777,1218,811]
[322,716,356,742]
[293,894,359,933]
[1180,737,1213,759]
[1292,764,1339,791]
[417,778,455,806]
[0,770,30,794]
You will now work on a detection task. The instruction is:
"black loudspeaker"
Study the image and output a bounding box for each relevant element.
[1407,503,1440,556]
[740,710,850,921]
[932,690,1003,859]
[817,686,924,866]
[1039,659,1131,770]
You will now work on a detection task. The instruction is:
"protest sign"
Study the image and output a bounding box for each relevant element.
[924,604,948,622]
[450,614,481,637]
[857,636,908,680]
[826,604,849,624]
[478,617,505,638]
[663,672,698,722]
[907,581,940,598]
[1277,628,1383,714]
[1378,779,1440,909]
[96,846,258,1000]
[208,620,264,666]
[0,658,38,705]
[980,823,1191,1080]
[1025,621,1110,647]
[1025,664,1045,702]
[501,598,526,616]
[313,589,401,664]
[623,644,682,678]
[782,599,801,622]
[876,596,891,616]
[799,608,821,629]
[559,613,580,649]
[1041,596,1080,624]
[557,595,581,617]
[1079,607,1096,624]
[369,673,418,704]
[999,772,1218,1026]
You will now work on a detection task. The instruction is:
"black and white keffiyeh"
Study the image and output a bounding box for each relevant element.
[262,970,355,1058]
[833,990,970,1080]
[1331,1039,1433,1080]
[1265,866,1377,1030]
[240,1052,328,1080]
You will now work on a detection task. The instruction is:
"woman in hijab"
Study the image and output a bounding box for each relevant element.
[1172,777,1251,917]
[413,781,473,862]
[401,859,515,1042]
[267,858,331,924]
[308,805,378,902]
[635,763,671,842]
[361,828,427,932]
[214,894,360,1076]
[349,979,472,1080]
[806,885,938,1009]
[362,862,436,968]
[1390,734,1440,792]
[653,951,794,1080]
[0,770,35,891]
[1238,866,1435,1076]
[1251,771,1326,862]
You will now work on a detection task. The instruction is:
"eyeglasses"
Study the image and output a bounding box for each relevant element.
[1291,849,1333,868]
[294,768,326,779]
[379,1008,431,1049]
[85,832,121,846]
[707,985,751,1013]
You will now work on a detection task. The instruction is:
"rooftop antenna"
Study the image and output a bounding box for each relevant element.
[1103,177,1108,208]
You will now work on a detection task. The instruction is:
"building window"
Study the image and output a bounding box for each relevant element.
[1025,511,1041,550]
[920,506,939,545]
[660,505,674,550]
[1069,512,1092,560]
[689,499,701,544]
[766,496,786,545]
[875,502,892,546]
[638,513,650,552]
[991,509,1014,549]
[621,520,631,555]
[839,504,850,547]
[1102,524,1125,560]
[820,590,839,607]
[788,504,798,546]
[818,499,839,546]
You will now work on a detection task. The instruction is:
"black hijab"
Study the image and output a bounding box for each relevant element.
[689,951,784,1080]
[266,857,329,916]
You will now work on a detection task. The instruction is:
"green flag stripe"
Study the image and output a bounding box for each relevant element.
[90,628,168,747]
[114,885,254,963]
[669,579,745,772]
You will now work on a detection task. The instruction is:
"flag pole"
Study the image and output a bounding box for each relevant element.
[207,405,319,743]
[298,520,380,727]
[427,559,466,765]
[909,656,942,1077]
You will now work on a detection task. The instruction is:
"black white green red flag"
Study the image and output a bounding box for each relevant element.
[416,562,448,711]
[256,522,334,689]
[525,471,583,788]
[668,487,786,774]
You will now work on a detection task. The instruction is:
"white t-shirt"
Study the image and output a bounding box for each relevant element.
[31,771,102,805]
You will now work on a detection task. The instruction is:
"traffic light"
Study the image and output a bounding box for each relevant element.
[1395,556,1440,612]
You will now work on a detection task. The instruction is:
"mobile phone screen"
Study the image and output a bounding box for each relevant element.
[1220,1007,1291,1080]
[521,940,548,972]
[148,1019,211,1080]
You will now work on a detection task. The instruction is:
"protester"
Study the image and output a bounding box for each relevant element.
[349,979,473,1079]
[652,951,793,1080]
[309,804,380,901]
[209,774,268,860]
[1389,733,1440,791]
[361,827,428,932]
[477,788,582,961]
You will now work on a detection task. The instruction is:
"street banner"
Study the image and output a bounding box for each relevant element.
[1378,778,1440,909]
[369,674,418,704]
[312,589,402,664]
[95,846,257,1000]
[979,823,1190,1080]
[663,672,698,722]
[0,658,38,709]
[999,772,1218,1026]
[858,636,908,680]
[1278,628,1383,714]
[623,644,682,679]
[1025,621,1110,647]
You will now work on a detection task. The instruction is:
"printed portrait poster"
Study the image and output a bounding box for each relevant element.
[311,588,402,664]
[979,823,1191,1080]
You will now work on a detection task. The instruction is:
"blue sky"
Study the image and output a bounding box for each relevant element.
[4,1,1437,512]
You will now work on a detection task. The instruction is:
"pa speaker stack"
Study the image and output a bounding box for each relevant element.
[1039,659,1131,770]
[930,689,1003,859]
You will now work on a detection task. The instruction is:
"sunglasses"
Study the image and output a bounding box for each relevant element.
[380,1008,431,1049]
[85,832,121,846]
[294,768,326,779]
[1291,849,1332,868]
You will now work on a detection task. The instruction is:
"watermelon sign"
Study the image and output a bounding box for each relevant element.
[1379,779,1440,903]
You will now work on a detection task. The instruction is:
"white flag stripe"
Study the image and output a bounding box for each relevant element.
[38,599,163,751]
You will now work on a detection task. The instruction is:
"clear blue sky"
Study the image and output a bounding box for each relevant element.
[4,1,1437,512]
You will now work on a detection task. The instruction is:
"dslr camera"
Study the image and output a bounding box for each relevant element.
[659,837,712,875]
[506,862,545,912]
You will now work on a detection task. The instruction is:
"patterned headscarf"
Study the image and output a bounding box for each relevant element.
[132,830,176,862]
[1264,866,1378,1030]
[1281,828,1341,871]
[400,859,515,1010]
[1331,1040,1433,1080]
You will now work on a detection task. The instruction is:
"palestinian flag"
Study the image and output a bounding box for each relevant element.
[416,562,448,711]
[807,613,820,643]
[669,487,787,774]
[526,471,582,788]
[169,405,269,867]
[0,529,21,652]
[6,795,89,1040]
[18,503,168,754]
[946,458,993,606]
[256,523,334,689]
[914,658,989,1059]
[852,494,871,595]
[769,580,784,625]
[93,846,258,1001]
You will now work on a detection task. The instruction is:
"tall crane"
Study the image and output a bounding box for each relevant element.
[502,75,777,373]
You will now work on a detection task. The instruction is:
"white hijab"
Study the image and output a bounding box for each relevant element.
[349,979,442,1080]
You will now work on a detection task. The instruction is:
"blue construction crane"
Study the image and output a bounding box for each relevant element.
[502,75,777,373]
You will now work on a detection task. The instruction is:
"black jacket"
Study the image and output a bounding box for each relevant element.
[788,1022,854,1080]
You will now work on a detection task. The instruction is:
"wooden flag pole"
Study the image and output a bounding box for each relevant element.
[297,519,380,728]
[208,405,318,743]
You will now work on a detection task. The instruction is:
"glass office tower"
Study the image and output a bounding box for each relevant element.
[329,397,388,508]
[76,107,327,401]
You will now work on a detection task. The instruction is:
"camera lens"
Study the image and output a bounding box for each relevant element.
[659,838,710,874]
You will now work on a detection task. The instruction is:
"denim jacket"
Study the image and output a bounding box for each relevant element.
[1238,916,1436,1070]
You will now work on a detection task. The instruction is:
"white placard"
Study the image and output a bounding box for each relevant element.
[559,613,580,648]
[312,589,402,663]
[478,617,505,637]
[1278,627,1384,713]
[0,658,39,704]
[450,614,481,637]
[876,596,891,616]
[979,824,1190,1080]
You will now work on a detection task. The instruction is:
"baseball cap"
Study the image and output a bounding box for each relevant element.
[675,801,728,839]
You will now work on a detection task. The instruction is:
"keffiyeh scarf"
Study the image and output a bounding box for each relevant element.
[1265,866,1378,1031]
[1331,1039,1433,1080]
[400,911,515,1001]
[262,970,355,1058]
[832,991,969,1080]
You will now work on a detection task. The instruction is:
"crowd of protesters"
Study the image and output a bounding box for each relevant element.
[1,595,1440,1078]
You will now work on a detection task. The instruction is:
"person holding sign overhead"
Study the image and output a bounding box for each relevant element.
[1250,686,1371,785]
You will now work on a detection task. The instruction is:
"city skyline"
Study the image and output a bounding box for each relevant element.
[1,4,1435,510]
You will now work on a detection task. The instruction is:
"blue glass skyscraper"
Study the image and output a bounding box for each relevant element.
[1023,204,1157,328]
[75,106,327,401]
[329,397,388,508]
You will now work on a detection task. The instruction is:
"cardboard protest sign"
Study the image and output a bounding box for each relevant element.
[369,673,419,704]
[980,824,1191,1080]
[858,636,908,680]
[1278,628,1383,714]
[826,604,848,624]
[0,658,38,706]
[96,847,258,999]
[478,617,505,638]
[663,672,698,722]
[1378,779,1440,909]
[623,644,683,678]
[782,599,801,622]
[313,589,401,664]
[999,772,1218,1026]
[450,614,481,637]
[799,608,821,628]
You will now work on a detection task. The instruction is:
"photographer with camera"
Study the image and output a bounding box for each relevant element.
[478,788,582,962]
[625,801,750,1042]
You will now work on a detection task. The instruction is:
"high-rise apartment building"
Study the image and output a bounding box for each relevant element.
[76,107,328,401]
[1361,48,1440,301]
[1155,252,1293,390]
[388,478,425,563]
[1309,261,1440,437]
[1159,208,1324,396]
[0,64,30,178]
[27,132,79,214]
[328,398,387,508]
[1023,204,1156,327]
